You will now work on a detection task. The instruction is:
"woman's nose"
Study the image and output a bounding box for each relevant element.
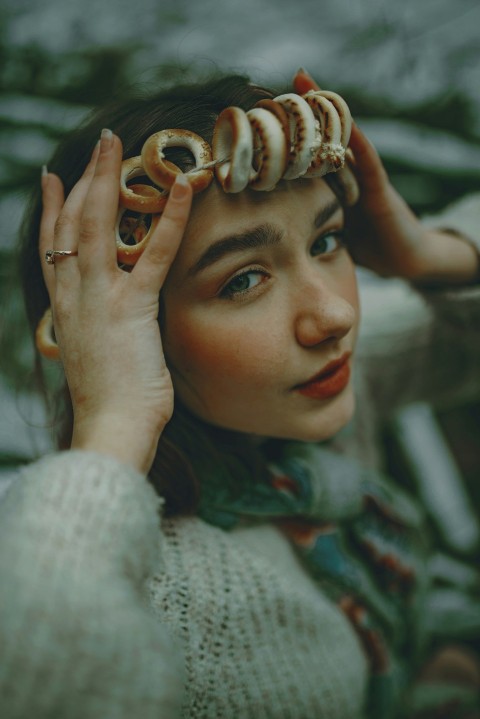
[293,276,357,348]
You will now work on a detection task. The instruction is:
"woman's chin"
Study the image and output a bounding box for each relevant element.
[244,388,356,445]
[282,386,356,443]
[180,383,356,445]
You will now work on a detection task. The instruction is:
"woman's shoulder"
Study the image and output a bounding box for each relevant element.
[0,450,165,584]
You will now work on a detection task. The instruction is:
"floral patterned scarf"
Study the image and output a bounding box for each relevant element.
[165,409,479,718]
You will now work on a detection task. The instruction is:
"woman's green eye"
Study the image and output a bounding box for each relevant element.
[222,270,264,298]
[230,275,252,292]
[311,231,344,256]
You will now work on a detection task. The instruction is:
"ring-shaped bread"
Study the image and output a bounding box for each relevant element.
[115,208,161,266]
[254,100,291,158]
[119,157,169,213]
[311,90,352,148]
[35,307,60,361]
[304,94,345,177]
[325,148,360,207]
[141,129,214,193]
[273,93,317,180]
[212,107,254,193]
[246,108,289,191]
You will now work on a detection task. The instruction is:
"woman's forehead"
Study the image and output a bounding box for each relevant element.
[183,178,338,253]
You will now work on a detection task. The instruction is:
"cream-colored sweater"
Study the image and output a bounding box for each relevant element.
[1,197,480,719]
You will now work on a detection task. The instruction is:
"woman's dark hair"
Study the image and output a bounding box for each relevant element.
[18,74,277,516]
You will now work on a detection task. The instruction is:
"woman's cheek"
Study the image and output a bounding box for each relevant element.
[337,260,361,329]
[165,312,276,386]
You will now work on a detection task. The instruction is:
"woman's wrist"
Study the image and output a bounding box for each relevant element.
[71,412,165,475]
[411,228,480,287]
[434,227,480,282]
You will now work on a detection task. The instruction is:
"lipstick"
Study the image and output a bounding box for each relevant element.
[295,353,351,400]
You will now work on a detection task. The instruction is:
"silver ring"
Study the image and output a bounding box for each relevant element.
[45,250,78,265]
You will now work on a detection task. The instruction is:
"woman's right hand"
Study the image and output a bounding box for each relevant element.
[39,130,193,474]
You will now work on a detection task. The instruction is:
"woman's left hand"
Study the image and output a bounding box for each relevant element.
[343,123,480,285]
[293,68,479,285]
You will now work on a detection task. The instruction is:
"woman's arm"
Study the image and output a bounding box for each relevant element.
[296,69,480,416]
[356,261,480,418]
[294,68,480,286]
[39,130,192,474]
[344,124,480,287]
[348,128,480,416]
[0,452,185,719]
[0,131,193,718]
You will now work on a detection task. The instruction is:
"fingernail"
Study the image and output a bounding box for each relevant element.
[41,164,49,190]
[170,173,190,200]
[100,128,113,152]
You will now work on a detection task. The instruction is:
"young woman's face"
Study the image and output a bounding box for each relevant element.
[162,178,360,442]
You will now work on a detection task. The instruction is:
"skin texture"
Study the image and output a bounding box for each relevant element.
[39,131,194,473]
[162,179,359,441]
[37,94,480,699]
[39,125,480,473]
[295,69,480,285]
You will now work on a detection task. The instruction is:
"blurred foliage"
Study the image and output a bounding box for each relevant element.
[1,45,133,102]
[1,4,480,415]
[346,88,477,144]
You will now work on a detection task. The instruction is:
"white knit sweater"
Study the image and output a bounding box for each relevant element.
[0,451,371,719]
[1,196,480,719]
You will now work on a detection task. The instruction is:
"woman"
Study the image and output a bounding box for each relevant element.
[0,72,479,719]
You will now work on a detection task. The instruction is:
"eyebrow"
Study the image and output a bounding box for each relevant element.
[314,197,341,229]
[188,196,342,277]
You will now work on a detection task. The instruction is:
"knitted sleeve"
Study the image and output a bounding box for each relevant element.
[0,450,184,719]
[356,193,480,420]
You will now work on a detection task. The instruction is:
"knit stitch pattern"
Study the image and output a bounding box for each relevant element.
[148,515,368,718]
[0,452,185,719]
[0,195,479,718]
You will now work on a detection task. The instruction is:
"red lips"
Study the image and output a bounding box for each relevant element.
[295,352,351,400]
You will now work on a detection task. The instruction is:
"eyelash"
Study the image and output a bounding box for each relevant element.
[311,230,345,257]
[220,266,268,299]
[219,230,345,300]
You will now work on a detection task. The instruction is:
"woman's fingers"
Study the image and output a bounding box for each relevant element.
[78,130,123,278]
[292,68,321,94]
[133,174,193,295]
[59,139,100,212]
[46,142,101,290]
[40,130,192,306]
[290,73,390,207]
[348,124,390,199]
[39,171,66,301]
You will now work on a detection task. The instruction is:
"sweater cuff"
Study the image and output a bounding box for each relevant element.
[0,450,164,584]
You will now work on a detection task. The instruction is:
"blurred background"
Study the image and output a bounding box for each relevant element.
[0,0,479,554]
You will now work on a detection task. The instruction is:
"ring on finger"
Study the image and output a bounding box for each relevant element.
[45,249,79,265]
